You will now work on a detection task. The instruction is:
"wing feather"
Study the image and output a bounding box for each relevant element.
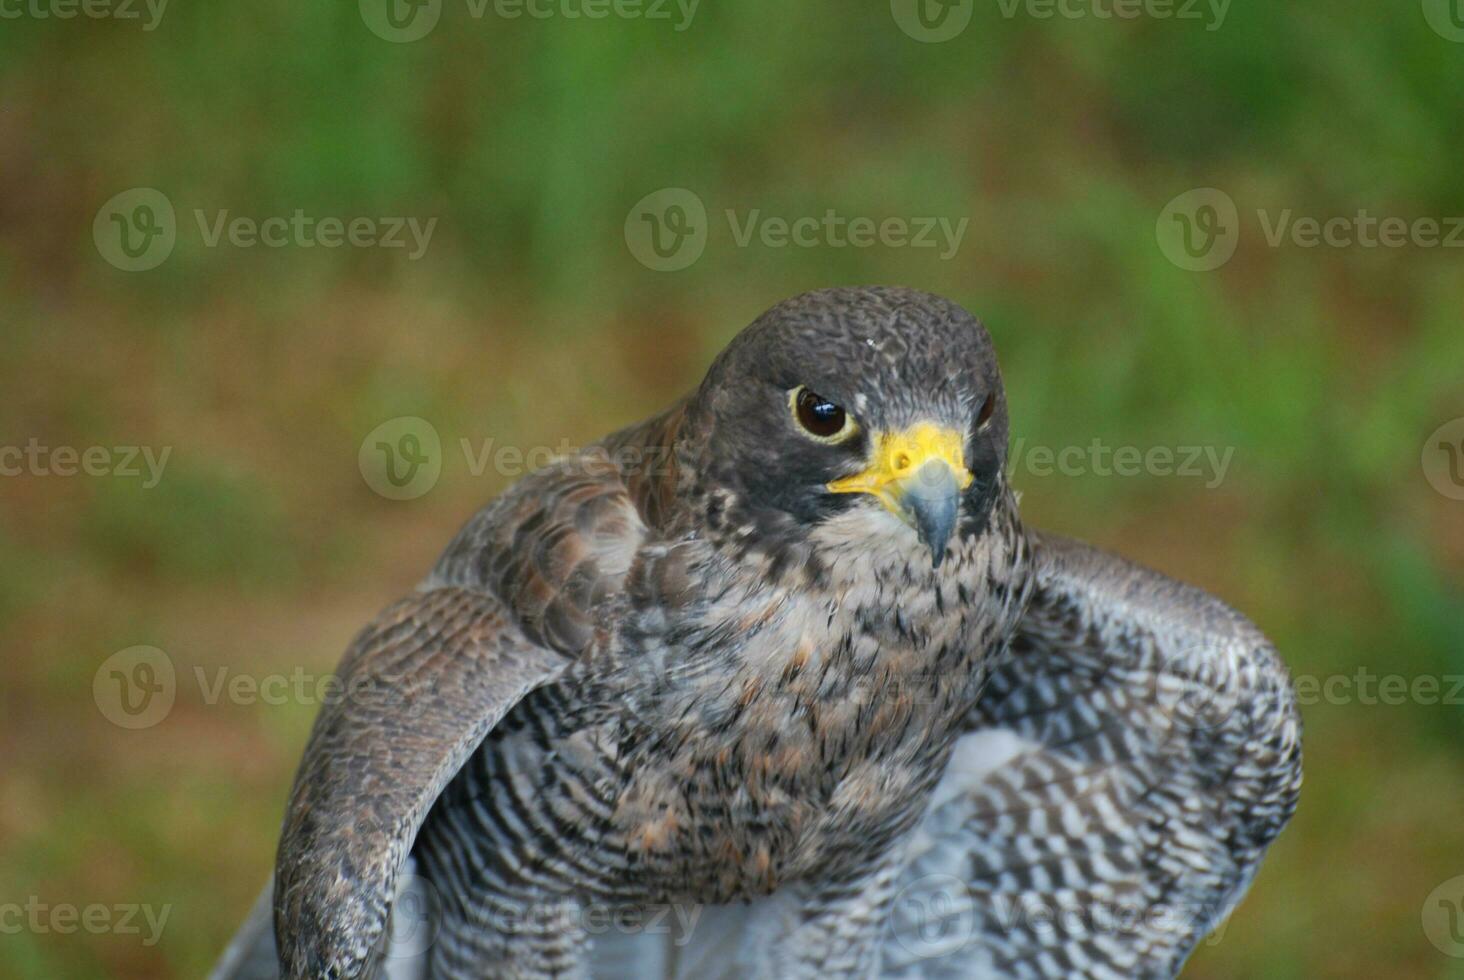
[273,586,571,978]
[880,530,1302,979]
[211,449,653,979]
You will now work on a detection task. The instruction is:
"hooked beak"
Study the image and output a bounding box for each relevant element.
[827,423,972,567]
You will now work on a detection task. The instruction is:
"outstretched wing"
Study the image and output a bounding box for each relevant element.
[272,585,571,978]
[880,531,1302,979]
[210,446,653,980]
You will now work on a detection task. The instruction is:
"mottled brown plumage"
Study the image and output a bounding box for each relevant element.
[211,287,1300,980]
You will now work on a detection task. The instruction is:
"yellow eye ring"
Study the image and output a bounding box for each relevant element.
[790,386,859,443]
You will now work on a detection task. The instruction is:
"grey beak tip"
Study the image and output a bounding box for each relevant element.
[907,460,961,570]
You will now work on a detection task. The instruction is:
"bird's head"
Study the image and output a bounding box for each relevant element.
[683,286,1009,570]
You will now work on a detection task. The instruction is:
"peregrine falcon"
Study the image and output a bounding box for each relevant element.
[213,287,1302,980]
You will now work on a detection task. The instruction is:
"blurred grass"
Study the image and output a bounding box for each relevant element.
[1,1,1463,977]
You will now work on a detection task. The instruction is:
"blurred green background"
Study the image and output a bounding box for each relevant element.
[2,1,1463,977]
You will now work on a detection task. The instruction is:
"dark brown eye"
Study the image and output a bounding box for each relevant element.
[792,387,854,441]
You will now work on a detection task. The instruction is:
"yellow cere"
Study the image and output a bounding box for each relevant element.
[826,423,973,509]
